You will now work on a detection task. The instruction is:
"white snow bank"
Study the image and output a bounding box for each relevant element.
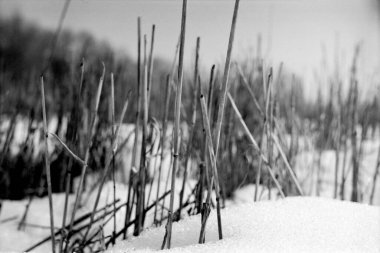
[107,197,380,253]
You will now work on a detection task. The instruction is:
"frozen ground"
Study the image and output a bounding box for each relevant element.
[106,197,380,253]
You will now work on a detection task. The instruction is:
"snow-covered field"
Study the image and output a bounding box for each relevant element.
[2,119,380,252]
[1,185,379,252]
[107,197,380,253]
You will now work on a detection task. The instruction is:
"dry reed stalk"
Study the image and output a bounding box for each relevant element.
[254,68,272,201]
[267,76,275,199]
[254,66,272,201]
[81,92,131,243]
[213,0,240,160]
[370,135,380,204]
[160,154,174,225]
[49,133,85,165]
[18,196,33,231]
[135,34,149,235]
[288,79,298,169]
[236,63,264,117]
[124,16,142,239]
[196,65,215,215]
[153,75,171,225]
[272,135,303,195]
[334,81,343,198]
[350,46,360,202]
[350,80,359,202]
[227,92,285,198]
[199,94,223,243]
[40,76,56,253]
[147,24,156,106]
[315,88,323,197]
[163,0,187,249]
[110,73,117,245]
[178,37,200,219]
[68,64,105,236]
[153,38,180,227]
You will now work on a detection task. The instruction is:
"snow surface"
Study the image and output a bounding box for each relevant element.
[0,179,196,252]
[107,197,380,253]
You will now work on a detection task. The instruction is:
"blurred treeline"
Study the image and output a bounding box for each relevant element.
[0,15,172,121]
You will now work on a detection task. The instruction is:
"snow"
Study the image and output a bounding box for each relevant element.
[0,178,196,252]
[107,197,380,253]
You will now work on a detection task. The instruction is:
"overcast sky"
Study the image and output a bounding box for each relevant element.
[1,0,379,94]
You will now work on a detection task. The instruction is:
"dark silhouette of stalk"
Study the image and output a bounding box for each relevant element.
[163,0,187,249]
[135,34,149,235]
[110,73,117,245]
[124,16,142,240]
[255,68,272,201]
[334,81,342,198]
[199,94,223,243]
[350,80,359,202]
[147,24,156,106]
[178,37,200,219]
[196,65,215,215]
[350,46,360,202]
[213,0,240,161]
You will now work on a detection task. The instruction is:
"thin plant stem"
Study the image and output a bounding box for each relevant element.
[147,24,156,106]
[163,0,187,249]
[40,76,56,253]
[110,72,117,245]
[178,37,200,219]
[68,64,105,237]
[213,0,240,160]
[199,94,223,242]
[227,92,285,198]
[136,34,149,234]
[81,93,131,243]
[127,16,142,238]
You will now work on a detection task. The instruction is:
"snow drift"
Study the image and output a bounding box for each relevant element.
[107,197,380,253]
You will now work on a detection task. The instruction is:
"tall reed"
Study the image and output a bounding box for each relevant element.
[163,0,187,249]
[41,76,56,253]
